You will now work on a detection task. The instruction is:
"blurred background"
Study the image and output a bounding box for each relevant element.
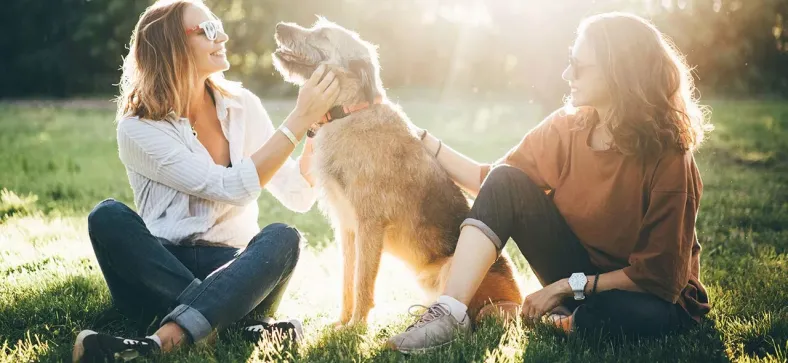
[2,0,787,107]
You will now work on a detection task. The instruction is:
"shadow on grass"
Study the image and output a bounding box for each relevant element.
[0,274,121,362]
[298,319,517,363]
[556,321,729,362]
[0,272,288,363]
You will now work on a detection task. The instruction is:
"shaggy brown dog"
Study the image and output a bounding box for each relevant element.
[272,18,523,326]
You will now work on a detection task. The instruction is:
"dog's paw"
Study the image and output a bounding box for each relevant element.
[333,314,352,329]
[344,317,369,328]
[331,319,367,332]
[475,300,522,323]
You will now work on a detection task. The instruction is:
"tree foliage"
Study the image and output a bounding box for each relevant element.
[2,0,786,99]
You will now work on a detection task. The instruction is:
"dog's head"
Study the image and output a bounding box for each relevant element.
[273,17,385,104]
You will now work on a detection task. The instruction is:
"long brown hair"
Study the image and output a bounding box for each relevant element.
[569,12,712,156]
[115,0,237,121]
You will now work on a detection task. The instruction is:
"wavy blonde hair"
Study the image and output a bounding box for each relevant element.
[115,0,237,121]
[568,12,713,156]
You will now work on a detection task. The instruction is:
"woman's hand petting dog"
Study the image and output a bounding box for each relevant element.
[289,64,340,133]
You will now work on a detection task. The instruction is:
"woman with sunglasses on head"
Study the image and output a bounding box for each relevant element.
[388,12,713,353]
[71,0,339,361]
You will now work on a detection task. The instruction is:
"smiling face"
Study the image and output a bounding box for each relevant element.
[183,4,229,79]
[561,34,610,109]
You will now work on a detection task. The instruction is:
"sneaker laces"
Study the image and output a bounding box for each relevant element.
[405,303,451,331]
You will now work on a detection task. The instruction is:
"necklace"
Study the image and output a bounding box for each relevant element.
[191,87,216,138]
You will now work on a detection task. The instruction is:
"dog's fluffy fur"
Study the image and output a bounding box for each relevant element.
[272,18,523,325]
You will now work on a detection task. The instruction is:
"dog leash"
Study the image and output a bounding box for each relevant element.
[307,96,384,138]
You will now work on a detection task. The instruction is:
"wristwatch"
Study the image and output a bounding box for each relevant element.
[567,273,588,300]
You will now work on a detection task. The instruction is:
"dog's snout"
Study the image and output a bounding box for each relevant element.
[275,22,294,36]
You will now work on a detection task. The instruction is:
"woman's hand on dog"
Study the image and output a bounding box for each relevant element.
[287,64,340,135]
[521,278,572,321]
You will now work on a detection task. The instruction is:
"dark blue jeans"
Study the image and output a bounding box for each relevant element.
[87,199,301,343]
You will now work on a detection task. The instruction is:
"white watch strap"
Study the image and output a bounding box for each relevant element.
[573,291,585,300]
[279,125,299,146]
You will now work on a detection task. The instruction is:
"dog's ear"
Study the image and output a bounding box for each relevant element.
[348,59,379,103]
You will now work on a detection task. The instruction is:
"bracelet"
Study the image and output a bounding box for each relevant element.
[279,125,299,146]
[591,272,600,295]
[419,129,428,140]
[418,129,442,157]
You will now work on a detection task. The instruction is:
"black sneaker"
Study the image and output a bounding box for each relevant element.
[240,317,303,344]
[90,305,164,337]
[72,330,159,362]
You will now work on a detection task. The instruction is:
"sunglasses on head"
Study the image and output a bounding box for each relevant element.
[185,20,224,41]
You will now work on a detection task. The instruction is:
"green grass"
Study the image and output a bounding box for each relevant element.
[1,95,786,362]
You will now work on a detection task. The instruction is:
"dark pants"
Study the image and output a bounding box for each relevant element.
[462,165,692,337]
[87,199,301,342]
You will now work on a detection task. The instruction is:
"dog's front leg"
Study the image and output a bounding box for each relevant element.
[338,228,356,325]
[348,223,385,325]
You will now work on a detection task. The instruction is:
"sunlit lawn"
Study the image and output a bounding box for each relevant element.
[1,94,786,362]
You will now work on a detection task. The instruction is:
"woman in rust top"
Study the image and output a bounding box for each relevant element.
[388,12,713,353]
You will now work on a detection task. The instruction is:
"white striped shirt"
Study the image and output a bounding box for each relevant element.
[116,88,315,248]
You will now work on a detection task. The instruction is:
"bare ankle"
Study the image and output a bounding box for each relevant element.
[154,322,188,352]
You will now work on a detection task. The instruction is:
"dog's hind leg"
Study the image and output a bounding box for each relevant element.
[338,228,356,325]
[469,255,524,322]
[348,222,385,325]
[415,258,451,304]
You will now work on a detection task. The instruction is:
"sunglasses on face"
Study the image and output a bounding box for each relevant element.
[185,20,224,41]
[568,56,598,79]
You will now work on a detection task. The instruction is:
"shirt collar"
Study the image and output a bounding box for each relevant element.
[213,90,243,122]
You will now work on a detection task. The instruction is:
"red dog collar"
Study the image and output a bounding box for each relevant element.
[307,96,384,138]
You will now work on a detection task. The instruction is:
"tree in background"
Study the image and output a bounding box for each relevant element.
[0,0,150,97]
[2,0,786,101]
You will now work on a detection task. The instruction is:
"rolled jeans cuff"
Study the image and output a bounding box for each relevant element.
[460,218,504,252]
[160,278,212,342]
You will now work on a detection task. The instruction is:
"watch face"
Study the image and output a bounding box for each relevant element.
[568,273,586,289]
